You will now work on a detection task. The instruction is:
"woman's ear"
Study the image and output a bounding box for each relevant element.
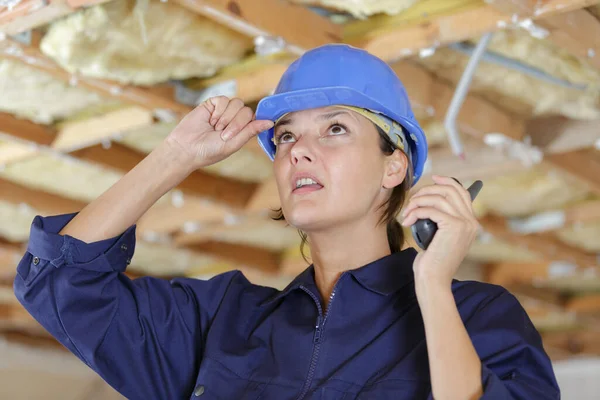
[382,149,408,189]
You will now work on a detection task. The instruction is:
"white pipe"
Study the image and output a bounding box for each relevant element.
[444,32,493,158]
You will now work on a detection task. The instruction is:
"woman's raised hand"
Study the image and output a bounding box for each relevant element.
[166,96,274,171]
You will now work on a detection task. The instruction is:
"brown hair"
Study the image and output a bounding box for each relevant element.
[272,125,413,263]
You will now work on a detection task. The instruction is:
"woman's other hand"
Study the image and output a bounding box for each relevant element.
[401,175,480,289]
[165,96,274,172]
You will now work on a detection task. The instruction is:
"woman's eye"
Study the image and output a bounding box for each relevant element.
[276,132,296,144]
[328,124,347,135]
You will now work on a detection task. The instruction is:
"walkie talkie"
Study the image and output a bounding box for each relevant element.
[411,179,483,250]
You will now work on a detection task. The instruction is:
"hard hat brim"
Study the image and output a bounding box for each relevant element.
[255,86,428,184]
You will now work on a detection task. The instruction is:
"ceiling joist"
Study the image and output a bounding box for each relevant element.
[488,2,600,69]
[0,35,192,116]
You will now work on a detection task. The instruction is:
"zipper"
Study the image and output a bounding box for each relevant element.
[296,277,342,400]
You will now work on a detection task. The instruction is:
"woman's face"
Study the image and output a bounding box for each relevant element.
[273,106,406,233]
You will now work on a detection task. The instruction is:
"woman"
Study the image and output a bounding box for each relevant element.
[14,44,559,399]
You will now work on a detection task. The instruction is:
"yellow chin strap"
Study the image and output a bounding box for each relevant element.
[335,106,408,155]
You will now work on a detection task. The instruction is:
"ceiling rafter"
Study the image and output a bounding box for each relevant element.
[172,0,342,53]
[0,0,113,34]
[0,34,192,116]
[487,2,600,69]
[347,0,598,62]
[0,111,257,209]
[480,215,599,268]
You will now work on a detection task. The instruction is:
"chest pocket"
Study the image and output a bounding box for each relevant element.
[192,357,300,400]
[191,357,266,400]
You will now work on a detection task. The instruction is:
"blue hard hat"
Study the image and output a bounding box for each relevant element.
[255,43,428,185]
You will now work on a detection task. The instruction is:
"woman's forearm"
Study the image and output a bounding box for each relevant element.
[416,280,483,400]
[59,138,193,243]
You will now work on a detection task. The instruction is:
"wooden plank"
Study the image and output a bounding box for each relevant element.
[185,240,280,273]
[528,117,600,154]
[191,58,291,104]
[53,106,154,152]
[566,293,600,314]
[545,148,600,196]
[542,330,600,356]
[0,177,280,273]
[486,261,553,286]
[564,200,600,226]
[0,37,192,115]
[137,197,231,235]
[539,9,600,69]
[350,0,597,62]
[0,177,86,215]
[480,215,599,267]
[172,0,341,53]
[0,238,23,278]
[0,329,65,351]
[71,142,257,209]
[0,112,258,211]
[0,0,112,35]
[0,112,56,146]
[489,4,600,69]
[393,62,525,141]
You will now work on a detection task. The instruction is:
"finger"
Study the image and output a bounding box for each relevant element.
[215,98,245,131]
[432,175,472,210]
[409,183,471,217]
[402,194,460,219]
[225,119,274,148]
[401,206,459,227]
[207,96,230,126]
[221,107,254,141]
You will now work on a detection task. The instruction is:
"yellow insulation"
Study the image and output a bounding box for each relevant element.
[40,0,252,85]
[291,0,420,18]
[0,58,110,124]
[417,29,600,119]
[474,166,591,217]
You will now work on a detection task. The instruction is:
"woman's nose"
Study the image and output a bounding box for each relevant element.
[290,137,315,165]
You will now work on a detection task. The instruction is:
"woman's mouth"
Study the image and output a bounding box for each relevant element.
[293,177,324,194]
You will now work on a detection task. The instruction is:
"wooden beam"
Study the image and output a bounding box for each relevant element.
[1,111,258,210]
[392,62,525,141]
[0,36,192,115]
[542,329,600,356]
[172,0,341,53]
[71,142,257,209]
[185,240,280,273]
[0,0,112,35]
[0,174,279,274]
[137,197,231,235]
[196,57,525,141]
[528,117,600,154]
[566,293,600,314]
[488,4,600,69]
[0,329,65,352]
[564,200,600,226]
[540,9,600,69]
[349,0,598,62]
[189,55,292,104]
[52,106,154,152]
[0,177,86,215]
[486,261,554,286]
[0,238,23,279]
[545,148,600,196]
[480,215,598,267]
[0,112,56,146]
[246,177,279,212]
